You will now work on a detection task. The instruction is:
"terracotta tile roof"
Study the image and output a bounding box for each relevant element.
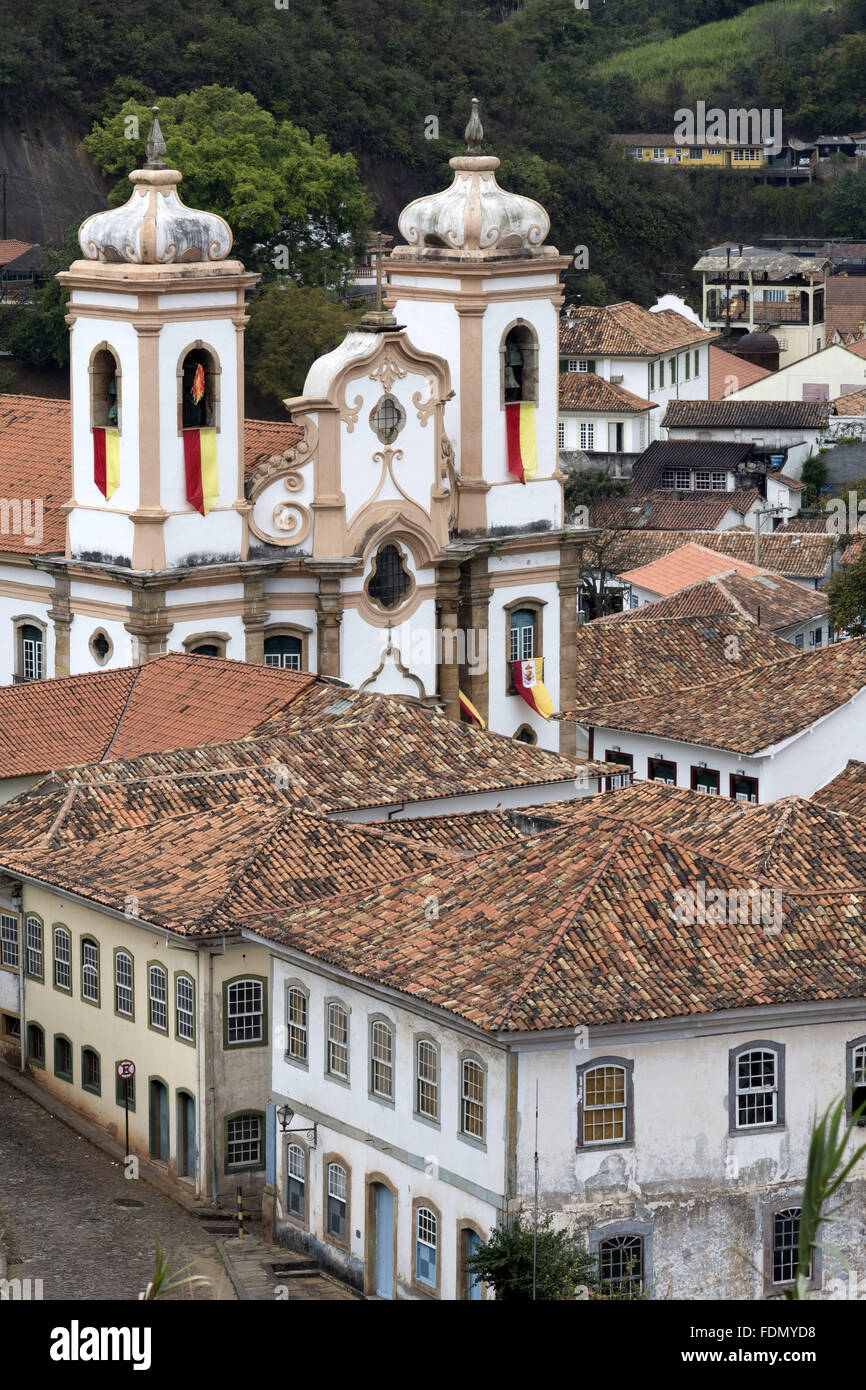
[709,345,772,398]
[545,778,741,833]
[208,815,866,1032]
[0,240,35,264]
[594,528,835,580]
[603,569,828,630]
[811,759,866,818]
[671,794,866,889]
[0,396,304,555]
[619,541,765,594]
[841,536,866,565]
[845,339,866,360]
[0,766,307,852]
[0,652,319,779]
[0,802,455,935]
[825,277,866,342]
[558,372,656,413]
[9,689,606,815]
[561,302,715,358]
[588,489,760,530]
[0,395,72,553]
[563,637,866,755]
[243,418,304,480]
[380,809,545,853]
[773,518,833,534]
[831,386,866,415]
[663,398,830,430]
[570,615,790,708]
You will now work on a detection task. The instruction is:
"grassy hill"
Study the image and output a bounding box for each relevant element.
[595,0,829,105]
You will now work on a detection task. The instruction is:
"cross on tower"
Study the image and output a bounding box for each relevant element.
[367,232,393,312]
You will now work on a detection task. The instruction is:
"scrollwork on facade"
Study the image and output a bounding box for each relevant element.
[368,352,408,393]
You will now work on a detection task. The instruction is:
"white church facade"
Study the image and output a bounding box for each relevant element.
[0,105,591,752]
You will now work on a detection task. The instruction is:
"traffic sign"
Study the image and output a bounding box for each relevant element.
[117,1060,135,1079]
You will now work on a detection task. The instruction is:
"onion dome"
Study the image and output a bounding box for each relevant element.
[733,331,779,355]
[393,100,553,261]
[78,109,233,265]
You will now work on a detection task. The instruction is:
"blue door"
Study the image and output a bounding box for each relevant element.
[149,1080,169,1161]
[466,1230,482,1300]
[375,1184,395,1299]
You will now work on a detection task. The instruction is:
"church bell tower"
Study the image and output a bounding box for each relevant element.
[59,109,258,572]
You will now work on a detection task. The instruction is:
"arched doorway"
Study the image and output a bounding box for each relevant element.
[366,1180,396,1299]
[149,1078,169,1162]
[176,1091,195,1178]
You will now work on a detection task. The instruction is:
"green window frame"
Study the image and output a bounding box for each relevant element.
[175,971,195,1045]
[81,1046,101,1096]
[24,914,44,981]
[223,975,268,1049]
[147,962,168,1034]
[53,925,72,994]
[54,1033,73,1082]
[694,349,700,378]
[27,1022,45,1069]
[81,936,100,1007]
[224,1110,265,1173]
[114,947,134,1020]
[115,1066,136,1111]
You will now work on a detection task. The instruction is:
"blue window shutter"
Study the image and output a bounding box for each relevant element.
[265,1103,276,1186]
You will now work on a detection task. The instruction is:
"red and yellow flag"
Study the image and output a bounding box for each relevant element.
[191,362,206,405]
[512,657,554,719]
[459,689,486,729]
[93,427,120,501]
[183,428,219,516]
[505,401,538,485]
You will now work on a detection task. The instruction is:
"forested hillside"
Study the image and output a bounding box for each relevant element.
[2,0,866,304]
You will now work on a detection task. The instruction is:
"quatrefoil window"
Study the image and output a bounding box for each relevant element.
[367,543,413,610]
[371,393,405,445]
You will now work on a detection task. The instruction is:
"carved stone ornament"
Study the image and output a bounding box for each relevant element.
[368,351,408,393]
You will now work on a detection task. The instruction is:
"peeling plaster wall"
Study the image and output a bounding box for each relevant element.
[514,1019,866,1298]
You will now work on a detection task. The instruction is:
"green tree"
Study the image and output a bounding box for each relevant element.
[564,467,628,519]
[823,170,866,240]
[784,1094,866,1300]
[245,283,364,404]
[828,549,866,637]
[800,451,828,507]
[466,1210,599,1300]
[83,86,372,282]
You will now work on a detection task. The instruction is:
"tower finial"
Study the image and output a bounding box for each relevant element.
[464,98,484,154]
[144,106,166,169]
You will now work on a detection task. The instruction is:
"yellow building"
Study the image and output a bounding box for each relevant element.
[612,134,766,168]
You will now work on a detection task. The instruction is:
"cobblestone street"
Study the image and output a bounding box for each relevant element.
[0,1079,234,1301]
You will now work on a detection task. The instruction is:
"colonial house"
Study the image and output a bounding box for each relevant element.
[617,540,765,604]
[559,301,714,443]
[611,134,773,173]
[694,246,829,367]
[661,399,826,480]
[607,555,830,649]
[560,638,866,803]
[0,688,624,1163]
[629,439,803,522]
[558,371,656,466]
[247,795,866,1299]
[727,341,866,404]
[0,104,598,752]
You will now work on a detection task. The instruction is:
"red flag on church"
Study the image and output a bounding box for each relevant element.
[183,428,219,516]
[511,657,553,719]
[505,402,538,484]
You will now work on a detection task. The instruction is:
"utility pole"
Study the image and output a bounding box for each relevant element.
[532,1079,539,1301]
[753,503,786,565]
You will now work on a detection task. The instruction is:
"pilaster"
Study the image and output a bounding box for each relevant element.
[436,561,462,722]
[47,573,72,678]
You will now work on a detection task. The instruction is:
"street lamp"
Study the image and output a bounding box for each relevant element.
[276,1103,316,1144]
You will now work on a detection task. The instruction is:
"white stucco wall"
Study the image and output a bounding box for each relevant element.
[591,686,866,801]
[269,956,505,1298]
[514,1009,866,1298]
